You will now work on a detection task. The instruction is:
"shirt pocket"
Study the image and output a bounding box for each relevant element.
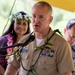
[39,56,55,65]
[21,52,29,60]
[37,56,56,71]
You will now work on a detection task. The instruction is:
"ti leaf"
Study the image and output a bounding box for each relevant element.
[34,46,42,50]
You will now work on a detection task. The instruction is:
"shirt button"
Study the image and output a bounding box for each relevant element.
[43,68,46,70]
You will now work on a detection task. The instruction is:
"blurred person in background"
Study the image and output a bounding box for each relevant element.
[63,18,75,75]
[0,11,31,75]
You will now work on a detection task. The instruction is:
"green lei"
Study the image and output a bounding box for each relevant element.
[16,29,62,75]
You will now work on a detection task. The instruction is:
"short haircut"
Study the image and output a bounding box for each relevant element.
[32,1,53,15]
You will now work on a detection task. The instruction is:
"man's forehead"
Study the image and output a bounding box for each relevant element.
[32,6,52,16]
[68,27,75,35]
[32,10,50,17]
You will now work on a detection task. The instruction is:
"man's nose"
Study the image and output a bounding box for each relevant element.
[35,17,40,23]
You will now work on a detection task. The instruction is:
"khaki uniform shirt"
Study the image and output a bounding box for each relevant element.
[8,29,75,75]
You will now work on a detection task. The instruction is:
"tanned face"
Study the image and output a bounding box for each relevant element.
[14,19,28,36]
[31,5,53,34]
[64,25,75,45]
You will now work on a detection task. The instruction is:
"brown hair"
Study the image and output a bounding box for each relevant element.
[2,11,30,44]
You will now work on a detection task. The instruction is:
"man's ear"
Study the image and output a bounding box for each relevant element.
[49,16,53,23]
[64,27,67,34]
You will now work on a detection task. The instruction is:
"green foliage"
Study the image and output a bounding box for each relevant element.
[0,0,35,35]
[34,35,53,51]
[0,0,75,36]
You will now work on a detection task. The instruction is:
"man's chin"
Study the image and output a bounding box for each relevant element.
[34,29,39,32]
